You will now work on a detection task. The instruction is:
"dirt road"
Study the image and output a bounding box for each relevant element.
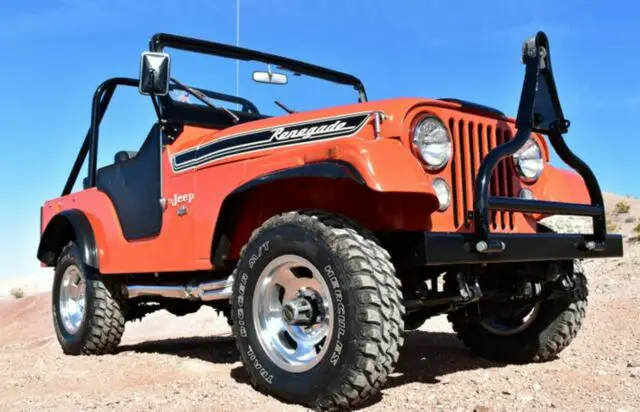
[1,197,639,411]
[1,264,638,411]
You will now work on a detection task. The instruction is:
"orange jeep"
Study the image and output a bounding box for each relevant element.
[37,31,622,409]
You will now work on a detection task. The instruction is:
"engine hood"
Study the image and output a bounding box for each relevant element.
[169,97,515,169]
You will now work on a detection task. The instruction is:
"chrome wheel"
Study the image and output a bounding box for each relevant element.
[252,255,333,373]
[480,303,541,336]
[59,265,86,335]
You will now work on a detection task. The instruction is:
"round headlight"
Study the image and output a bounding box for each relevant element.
[512,138,543,181]
[411,116,452,170]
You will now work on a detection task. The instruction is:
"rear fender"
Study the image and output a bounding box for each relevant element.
[37,209,98,268]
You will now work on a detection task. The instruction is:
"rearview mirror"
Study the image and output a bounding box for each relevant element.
[252,70,288,85]
[138,52,171,96]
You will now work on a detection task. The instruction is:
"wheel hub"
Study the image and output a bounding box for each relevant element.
[253,255,333,373]
[59,265,87,335]
[282,296,316,326]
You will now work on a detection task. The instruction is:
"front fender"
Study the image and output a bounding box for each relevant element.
[308,138,433,193]
[536,165,590,205]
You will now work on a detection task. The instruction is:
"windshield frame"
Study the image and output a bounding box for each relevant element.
[149,33,368,103]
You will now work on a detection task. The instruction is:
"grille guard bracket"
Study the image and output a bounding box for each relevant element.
[472,31,610,253]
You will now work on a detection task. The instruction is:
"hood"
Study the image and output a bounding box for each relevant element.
[170,97,515,160]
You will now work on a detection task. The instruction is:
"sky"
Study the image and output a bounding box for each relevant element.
[1,0,638,278]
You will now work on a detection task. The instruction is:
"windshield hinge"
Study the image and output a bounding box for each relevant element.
[372,111,390,139]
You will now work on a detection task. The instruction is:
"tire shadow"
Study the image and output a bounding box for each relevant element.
[117,335,239,364]
[117,330,503,389]
[385,330,504,388]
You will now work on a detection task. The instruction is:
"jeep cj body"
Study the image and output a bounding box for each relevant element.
[37,32,623,410]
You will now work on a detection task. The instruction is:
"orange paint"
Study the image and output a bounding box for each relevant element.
[40,98,590,274]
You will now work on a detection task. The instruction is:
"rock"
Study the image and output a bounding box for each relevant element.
[9,287,24,299]
[533,383,542,391]
[502,390,512,396]
[474,406,491,412]
[627,361,640,368]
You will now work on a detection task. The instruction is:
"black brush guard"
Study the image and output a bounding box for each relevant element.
[383,32,623,266]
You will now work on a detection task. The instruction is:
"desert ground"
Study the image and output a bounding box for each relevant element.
[1,193,639,411]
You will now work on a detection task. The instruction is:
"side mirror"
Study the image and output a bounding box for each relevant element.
[138,52,171,96]
[252,70,288,85]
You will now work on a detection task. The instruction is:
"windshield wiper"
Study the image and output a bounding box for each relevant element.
[275,100,296,114]
[170,77,240,123]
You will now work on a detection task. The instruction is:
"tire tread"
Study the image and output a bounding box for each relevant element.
[55,242,126,355]
[231,210,404,410]
[448,261,588,363]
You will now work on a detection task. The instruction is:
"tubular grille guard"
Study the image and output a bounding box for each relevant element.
[472,31,608,253]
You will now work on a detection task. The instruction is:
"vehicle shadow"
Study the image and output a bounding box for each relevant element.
[117,329,503,390]
[385,329,502,388]
[117,334,239,364]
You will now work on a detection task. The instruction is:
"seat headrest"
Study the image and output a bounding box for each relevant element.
[114,151,138,163]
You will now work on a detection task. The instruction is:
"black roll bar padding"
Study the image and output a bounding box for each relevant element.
[87,78,140,189]
[62,78,139,196]
[61,73,267,197]
[472,31,608,248]
[148,32,368,102]
[61,84,115,196]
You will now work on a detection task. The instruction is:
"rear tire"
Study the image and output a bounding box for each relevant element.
[52,242,126,355]
[231,211,404,410]
[448,261,588,363]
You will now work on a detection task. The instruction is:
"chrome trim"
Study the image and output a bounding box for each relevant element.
[126,275,233,302]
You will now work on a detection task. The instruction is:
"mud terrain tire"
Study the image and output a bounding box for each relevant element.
[231,211,404,410]
[52,242,126,355]
[448,261,588,363]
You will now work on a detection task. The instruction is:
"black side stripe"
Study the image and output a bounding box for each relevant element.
[172,112,371,172]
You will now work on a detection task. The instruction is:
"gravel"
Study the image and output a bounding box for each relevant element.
[1,194,639,411]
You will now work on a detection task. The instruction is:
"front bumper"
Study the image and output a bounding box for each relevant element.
[381,232,624,266]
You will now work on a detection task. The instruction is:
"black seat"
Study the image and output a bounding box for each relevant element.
[114,151,138,163]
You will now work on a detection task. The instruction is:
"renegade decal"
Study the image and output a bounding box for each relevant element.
[171,112,371,172]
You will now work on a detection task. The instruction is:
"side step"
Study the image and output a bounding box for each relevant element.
[125,275,234,302]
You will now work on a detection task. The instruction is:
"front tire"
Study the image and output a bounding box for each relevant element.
[52,242,126,355]
[231,211,404,410]
[448,261,588,363]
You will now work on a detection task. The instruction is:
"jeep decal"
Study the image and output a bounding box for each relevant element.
[171,112,371,172]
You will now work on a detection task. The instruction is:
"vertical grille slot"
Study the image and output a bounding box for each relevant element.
[502,129,515,229]
[449,119,461,227]
[460,119,472,225]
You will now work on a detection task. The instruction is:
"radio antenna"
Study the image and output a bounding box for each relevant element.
[236,0,240,109]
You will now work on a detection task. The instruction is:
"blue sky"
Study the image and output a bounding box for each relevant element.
[1,0,638,278]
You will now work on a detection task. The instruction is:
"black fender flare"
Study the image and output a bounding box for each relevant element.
[231,160,365,195]
[37,209,99,268]
[210,161,365,267]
